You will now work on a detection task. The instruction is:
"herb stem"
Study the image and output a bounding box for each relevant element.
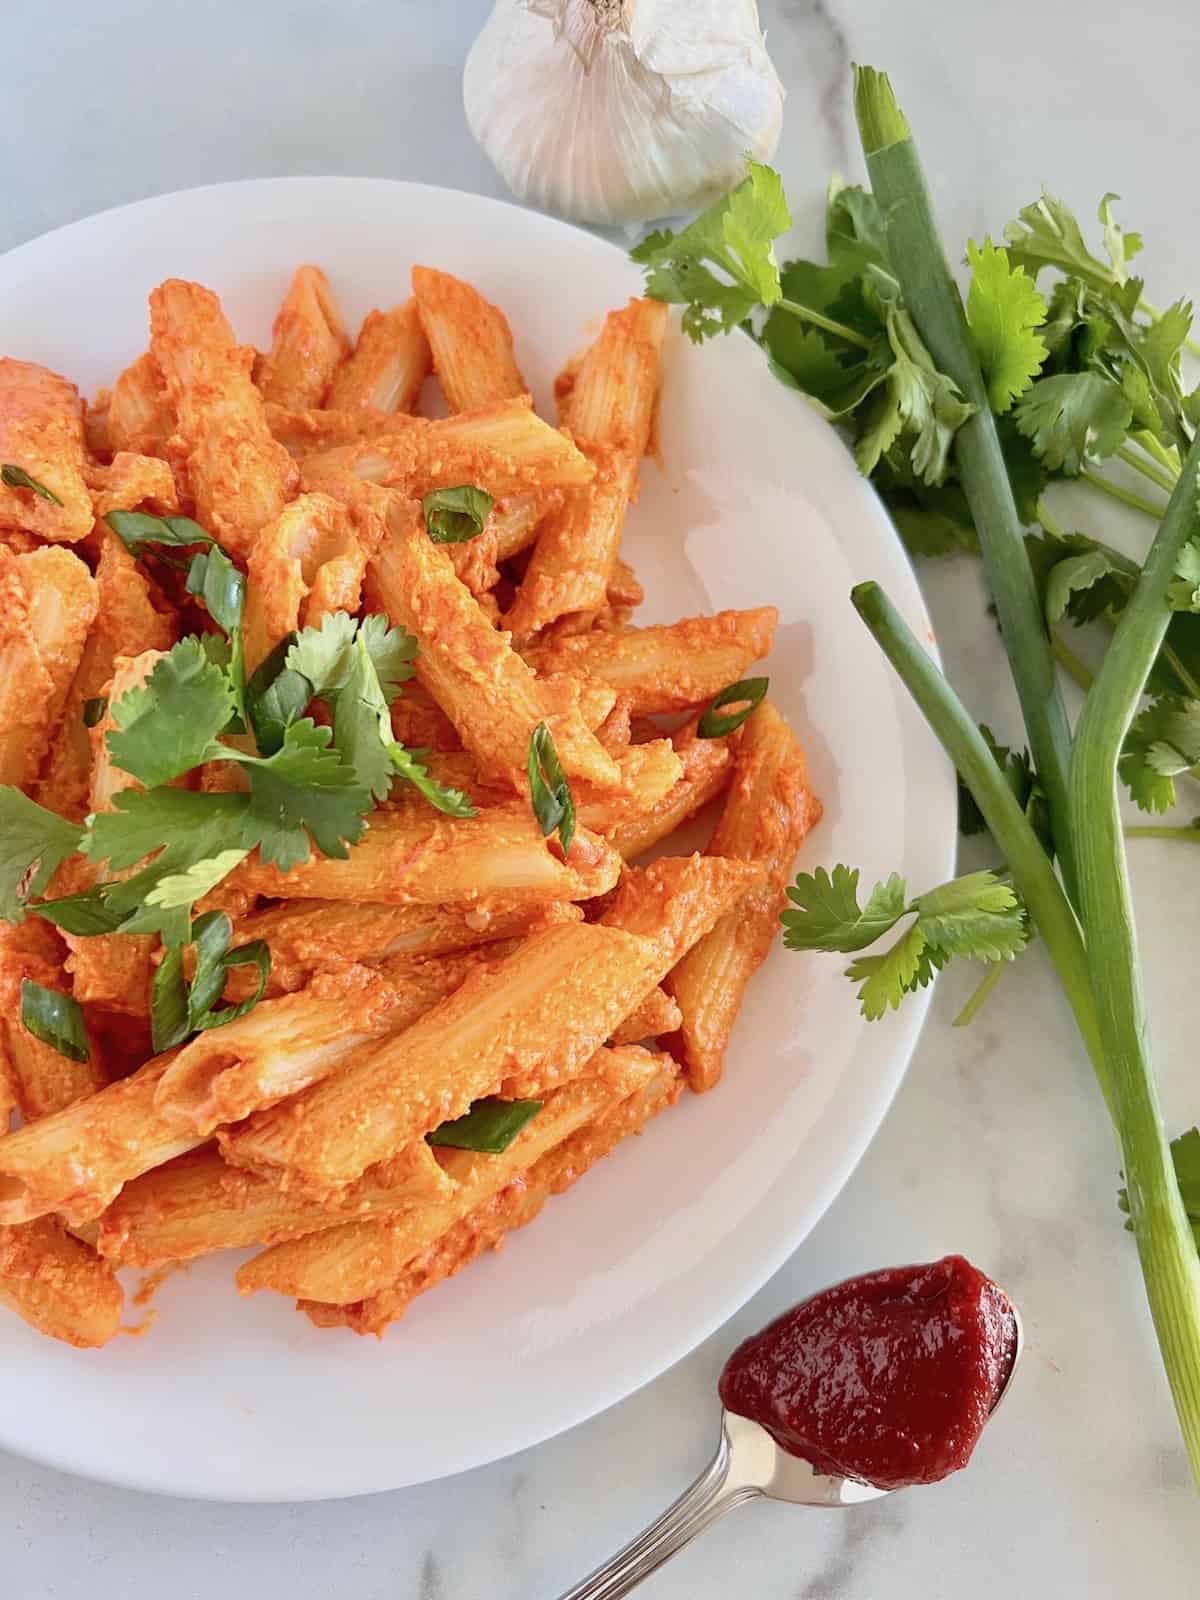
[1080,469,1167,521]
[952,960,1007,1027]
[850,579,1109,1108]
[1116,444,1179,495]
[1133,431,1183,481]
[1125,825,1200,843]
[854,67,1080,908]
[776,297,874,351]
[1051,632,1095,692]
[1069,431,1200,1486]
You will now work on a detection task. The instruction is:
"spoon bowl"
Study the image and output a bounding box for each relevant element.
[557,1299,1023,1597]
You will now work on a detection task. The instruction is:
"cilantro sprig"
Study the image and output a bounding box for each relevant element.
[782,865,1028,1019]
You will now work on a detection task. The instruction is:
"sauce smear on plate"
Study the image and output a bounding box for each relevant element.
[718,1254,1017,1489]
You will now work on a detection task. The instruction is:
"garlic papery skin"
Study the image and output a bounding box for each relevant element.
[463,0,785,227]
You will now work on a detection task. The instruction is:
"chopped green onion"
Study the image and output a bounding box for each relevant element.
[422,485,494,544]
[428,1097,543,1153]
[697,677,769,738]
[20,978,89,1062]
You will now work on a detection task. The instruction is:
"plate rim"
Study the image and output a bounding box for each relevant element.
[0,174,957,1501]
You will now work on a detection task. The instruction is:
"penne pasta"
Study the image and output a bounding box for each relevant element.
[98,1138,452,1268]
[299,1056,680,1331]
[239,1045,661,1304]
[573,739,685,835]
[0,545,98,791]
[107,350,176,460]
[411,266,526,412]
[155,950,490,1136]
[609,715,737,860]
[505,300,665,641]
[224,895,582,997]
[243,492,377,672]
[0,1052,198,1226]
[62,653,160,1017]
[150,278,299,558]
[301,396,594,499]
[0,1216,123,1348]
[35,532,175,818]
[609,985,682,1044]
[489,488,556,562]
[525,606,778,716]
[217,856,748,1194]
[0,920,106,1121]
[667,702,822,1091]
[0,359,94,542]
[327,300,431,415]
[231,800,621,906]
[367,495,623,791]
[254,266,350,409]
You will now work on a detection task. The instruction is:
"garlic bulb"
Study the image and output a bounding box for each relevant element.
[464,0,785,227]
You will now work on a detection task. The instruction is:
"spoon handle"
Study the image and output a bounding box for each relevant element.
[555,1428,760,1599]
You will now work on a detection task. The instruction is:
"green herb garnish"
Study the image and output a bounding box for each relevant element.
[20,978,89,1062]
[422,485,494,544]
[697,677,768,739]
[527,721,575,853]
[427,1097,543,1154]
[2,464,62,505]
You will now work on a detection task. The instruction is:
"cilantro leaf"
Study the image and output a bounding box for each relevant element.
[330,633,399,803]
[913,872,1027,961]
[84,789,249,875]
[1098,194,1144,283]
[846,923,927,1020]
[782,865,908,952]
[245,632,309,756]
[358,614,417,699]
[286,612,360,696]
[2,464,63,505]
[389,744,477,818]
[141,849,252,910]
[1014,372,1132,474]
[1119,697,1200,813]
[1168,540,1200,614]
[0,789,84,923]
[1003,192,1134,296]
[1120,1127,1200,1250]
[966,238,1048,413]
[234,720,372,870]
[957,726,1048,853]
[422,486,494,544]
[1044,549,1124,626]
[105,637,234,787]
[631,159,791,341]
[825,180,894,282]
[858,306,974,485]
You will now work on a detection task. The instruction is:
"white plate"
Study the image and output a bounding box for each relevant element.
[0,179,956,1501]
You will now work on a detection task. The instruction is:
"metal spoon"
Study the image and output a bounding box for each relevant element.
[557,1302,1023,1599]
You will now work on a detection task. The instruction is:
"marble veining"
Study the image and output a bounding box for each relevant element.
[3,1,1200,1596]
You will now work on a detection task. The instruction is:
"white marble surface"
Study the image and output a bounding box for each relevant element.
[3,1,1200,1594]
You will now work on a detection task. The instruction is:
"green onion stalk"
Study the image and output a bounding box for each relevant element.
[854,66,1200,1484]
[854,68,1080,908]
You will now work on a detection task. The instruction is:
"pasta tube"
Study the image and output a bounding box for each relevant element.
[107,350,176,459]
[0,1053,198,1226]
[301,396,593,499]
[367,496,621,791]
[98,1140,451,1268]
[221,853,759,1191]
[254,266,350,409]
[609,985,682,1044]
[524,607,778,716]
[0,1217,123,1348]
[326,300,431,414]
[150,278,298,558]
[411,266,526,412]
[0,358,93,542]
[239,1045,661,1303]
[155,951,489,1136]
[609,715,736,860]
[667,702,822,1091]
[223,896,582,997]
[0,920,105,1121]
[231,801,622,905]
[0,545,98,791]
